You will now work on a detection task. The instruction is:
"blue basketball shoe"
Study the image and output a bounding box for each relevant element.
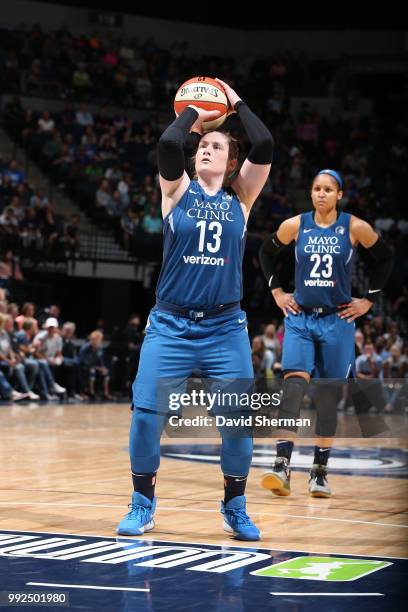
[117,492,156,536]
[221,495,260,541]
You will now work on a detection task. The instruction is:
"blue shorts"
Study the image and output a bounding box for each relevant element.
[133,308,253,411]
[282,312,355,378]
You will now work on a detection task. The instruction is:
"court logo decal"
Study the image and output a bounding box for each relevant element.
[160,444,408,477]
[252,556,391,581]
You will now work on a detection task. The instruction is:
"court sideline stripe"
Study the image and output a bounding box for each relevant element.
[27,582,149,592]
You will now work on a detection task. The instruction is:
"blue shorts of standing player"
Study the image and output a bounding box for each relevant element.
[282,310,355,379]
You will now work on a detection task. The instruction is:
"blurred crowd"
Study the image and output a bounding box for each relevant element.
[0,280,406,409]
[0,290,144,402]
[0,24,406,409]
[0,156,81,265]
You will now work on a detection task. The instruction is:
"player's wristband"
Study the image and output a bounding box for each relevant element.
[365,289,382,303]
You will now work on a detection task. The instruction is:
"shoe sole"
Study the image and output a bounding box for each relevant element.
[309,488,332,498]
[223,520,260,541]
[117,519,155,536]
[261,473,291,496]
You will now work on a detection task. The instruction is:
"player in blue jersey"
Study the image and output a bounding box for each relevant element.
[117,78,273,540]
[258,169,393,497]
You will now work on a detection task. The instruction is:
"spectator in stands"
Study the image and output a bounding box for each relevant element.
[37,110,55,133]
[42,206,63,258]
[142,205,162,234]
[16,317,65,400]
[76,104,94,127]
[383,344,405,412]
[59,321,79,400]
[34,316,64,370]
[121,207,140,250]
[0,313,39,400]
[78,330,112,400]
[3,160,25,185]
[251,336,275,376]
[356,342,382,380]
[72,63,93,95]
[355,342,385,412]
[124,314,142,392]
[262,323,281,358]
[384,321,403,350]
[0,250,24,281]
[15,302,36,330]
[63,214,80,258]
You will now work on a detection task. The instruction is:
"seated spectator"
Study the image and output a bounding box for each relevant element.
[124,314,142,391]
[34,316,63,367]
[37,111,55,133]
[59,321,79,400]
[251,336,275,376]
[42,206,63,258]
[16,317,65,400]
[262,323,281,358]
[95,180,113,220]
[15,302,37,330]
[355,342,385,412]
[0,250,24,281]
[121,207,140,250]
[72,64,93,92]
[78,330,112,400]
[382,344,405,412]
[76,105,94,127]
[3,159,25,186]
[142,205,162,234]
[0,313,39,400]
[384,321,403,350]
[63,214,80,258]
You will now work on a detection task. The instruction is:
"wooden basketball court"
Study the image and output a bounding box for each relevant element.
[0,402,407,555]
[0,402,407,610]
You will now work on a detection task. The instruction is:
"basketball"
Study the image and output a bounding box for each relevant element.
[174,76,229,131]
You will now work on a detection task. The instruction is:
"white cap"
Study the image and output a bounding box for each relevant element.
[44,317,59,328]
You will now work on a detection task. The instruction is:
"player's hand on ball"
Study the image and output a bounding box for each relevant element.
[337,297,373,322]
[273,289,301,317]
[187,105,222,134]
[215,78,242,110]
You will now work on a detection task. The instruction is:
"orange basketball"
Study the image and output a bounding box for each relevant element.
[174,76,229,132]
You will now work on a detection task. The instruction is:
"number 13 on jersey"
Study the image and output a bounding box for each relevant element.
[196,220,223,253]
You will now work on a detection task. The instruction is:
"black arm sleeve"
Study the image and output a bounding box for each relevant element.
[364,237,394,302]
[235,100,274,164]
[258,232,287,289]
[157,107,198,181]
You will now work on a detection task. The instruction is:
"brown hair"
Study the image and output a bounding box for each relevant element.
[89,330,103,342]
[191,131,241,188]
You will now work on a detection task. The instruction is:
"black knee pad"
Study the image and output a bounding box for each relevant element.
[314,381,340,437]
[277,375,309,431]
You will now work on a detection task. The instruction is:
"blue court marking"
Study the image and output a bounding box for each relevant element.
[0,530,405,612]
[159,444,408,478]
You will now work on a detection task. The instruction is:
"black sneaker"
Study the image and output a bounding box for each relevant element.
[308,464,331,498]
[261,457,291,496]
